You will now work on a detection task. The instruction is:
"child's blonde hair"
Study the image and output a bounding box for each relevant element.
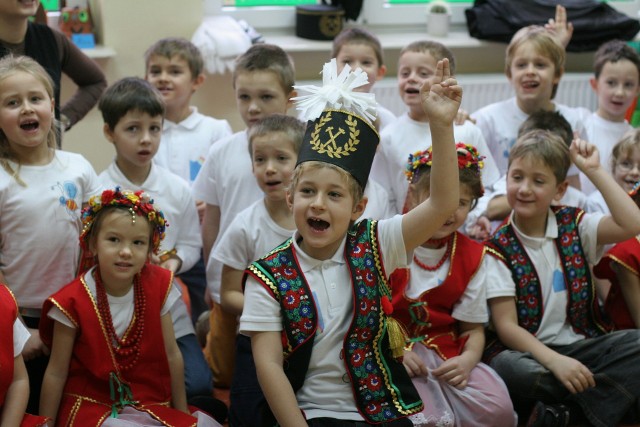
[509,129,570,183]
[332,27,385,67]
[233,44,295,96]
[289,161,364,205]
[399,40,456,74]
[611,128,640,173]
[144,37,204,79]
[0,55,57,186]
[248,114,306,158]
[505,26,565,99]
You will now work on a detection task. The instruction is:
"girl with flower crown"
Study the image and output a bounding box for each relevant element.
[39,188,219,427]
[390,144,516,427]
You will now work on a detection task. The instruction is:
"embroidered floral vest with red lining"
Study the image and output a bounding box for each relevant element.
[246,219,422,425]
[484,206,611,360]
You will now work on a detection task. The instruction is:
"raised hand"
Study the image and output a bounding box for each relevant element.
[570,136,601,174]
[420,58,462,126]
[545,4,573,48]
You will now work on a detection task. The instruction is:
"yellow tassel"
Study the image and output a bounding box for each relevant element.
[386,317,408,360]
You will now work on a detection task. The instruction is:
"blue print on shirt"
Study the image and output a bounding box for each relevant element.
[189,160,202,182]
[552,269,566,292]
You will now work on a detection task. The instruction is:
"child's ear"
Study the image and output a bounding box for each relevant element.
[589,76,598,92]
[376,64,387,82]
[351,195,368,221]
[553,67,565,85]
[191,73,206,92]
[286,90,298,111]
[554,179,569,202]
[103,123,115,144]
[286,189,294,210]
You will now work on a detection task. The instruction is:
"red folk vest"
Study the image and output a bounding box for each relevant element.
[0,285,18,406]
[391,232,485,360]
[40,264,198,427]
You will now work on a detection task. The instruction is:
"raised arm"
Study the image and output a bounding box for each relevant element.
[570,138,640,245]
[544,5,573,48]
[402,58,460,251]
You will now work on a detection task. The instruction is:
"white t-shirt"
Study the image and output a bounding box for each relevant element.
[192,131,264,302]
[377,104,397,131]
[579,112,631,195]
[406,244,489,324]
[361,179,394,221]
[472,97,589,177]
[154,107,232,185]
[585,190,608,215]
[485,209,604,346]
[240,215,407,421]
[372,113,500,214]
[14,318,30,357]
[47,266,180,337]
[213,198,294,272]
[0,151,101,309]
[99,162,201,274]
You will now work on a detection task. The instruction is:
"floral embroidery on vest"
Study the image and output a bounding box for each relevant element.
[247,220,422,423]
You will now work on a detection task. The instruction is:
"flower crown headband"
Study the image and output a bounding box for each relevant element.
[80,187,167,254]
[405,142,485,183]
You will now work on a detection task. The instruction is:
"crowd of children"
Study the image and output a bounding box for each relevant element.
[2,3,640,426]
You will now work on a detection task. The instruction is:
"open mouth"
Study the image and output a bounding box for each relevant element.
[308,217,329,231]
[20,120,39,131]
[405,87,420,95]
[521,81,539,89]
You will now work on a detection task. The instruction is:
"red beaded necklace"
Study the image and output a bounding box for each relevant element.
[94,268,146,371]
[413,235,453,271]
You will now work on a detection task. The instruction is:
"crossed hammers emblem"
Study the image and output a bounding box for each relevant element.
[320,126,345,150]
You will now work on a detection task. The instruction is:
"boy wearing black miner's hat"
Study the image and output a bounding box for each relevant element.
[239,57,462,426]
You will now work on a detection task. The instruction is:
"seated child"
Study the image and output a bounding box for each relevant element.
[145,37,233,322]
[97,77,216,409]
[213,114,303,426]
[240,57,462,425]
[0,284,47,426]
[471,25,588,189]
[593,180,640,329]
[587,128,640,214]
[39,188,219,426]
[484,129,640,426]
[390,144,516,427]
[580,40,640,195]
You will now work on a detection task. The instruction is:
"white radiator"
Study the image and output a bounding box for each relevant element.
[369,73,597,116]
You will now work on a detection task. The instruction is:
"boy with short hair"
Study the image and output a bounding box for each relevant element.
[240,58,461,426]
[332,27,396,130]
[192,43,296,388]
[145,37,233,323]
[579,39,640,195]
[213,114,304,426]
[145,37,232,185]
[484,129,640,426]
[372,40,500,217]
[97,78,220,414]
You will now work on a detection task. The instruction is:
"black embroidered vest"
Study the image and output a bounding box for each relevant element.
[245,219,422,426]
[484,206,612,361]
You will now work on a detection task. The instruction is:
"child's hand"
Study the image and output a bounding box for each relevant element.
[545,5,573,48]
[468,215,492,241]
[570,137,601,174]
[403,349,428,377]
[454,108,475,126]
[420,58,462,126]
[431,354,474,390]
[547,354,595,394]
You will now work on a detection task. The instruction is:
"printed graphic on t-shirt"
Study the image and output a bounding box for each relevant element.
[552,269,566,292]
[52,181,80,218]
[189,156,206,182]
